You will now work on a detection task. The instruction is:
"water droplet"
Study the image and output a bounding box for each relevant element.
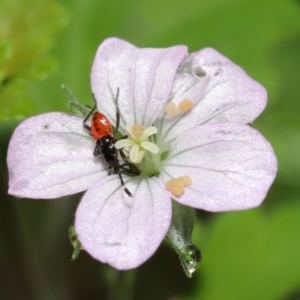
[179,243,202,278]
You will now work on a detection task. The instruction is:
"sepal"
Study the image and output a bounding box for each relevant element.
[61,84,91,117]
[166,200,201,278]
[68,220,84,261]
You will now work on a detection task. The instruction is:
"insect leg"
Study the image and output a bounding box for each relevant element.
[108,165,112,176]
[83,103,97,131]
[119,149,141,174]
[93,145,100,157]
[117,170,133,197]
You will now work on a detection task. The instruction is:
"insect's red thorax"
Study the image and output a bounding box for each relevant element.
[91,112,113,140]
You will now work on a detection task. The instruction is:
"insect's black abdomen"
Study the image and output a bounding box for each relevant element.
[95,135,119,167]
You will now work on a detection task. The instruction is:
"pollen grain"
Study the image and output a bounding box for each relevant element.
[164,102,180,116]
[179,98,193,112]
[165,175,192,197]
[178,175,192,186]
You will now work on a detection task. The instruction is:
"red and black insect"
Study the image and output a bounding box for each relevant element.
[83,88,139,197]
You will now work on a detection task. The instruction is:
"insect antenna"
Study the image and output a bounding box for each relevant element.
[83,103,97,131]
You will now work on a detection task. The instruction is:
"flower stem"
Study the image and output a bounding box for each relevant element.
[101,266,136,300]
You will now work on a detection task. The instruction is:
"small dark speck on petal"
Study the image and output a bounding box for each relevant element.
[194,67,206,78]
[216,130,230,135]
[42,124,49,130]
[103,242,123,247]
[214,69,223,77]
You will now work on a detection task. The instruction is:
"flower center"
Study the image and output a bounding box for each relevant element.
[115,97,194,178]
[115,124,160,174]
[131,124,144,137]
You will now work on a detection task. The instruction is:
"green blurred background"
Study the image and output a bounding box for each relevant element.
[1,0,300,299]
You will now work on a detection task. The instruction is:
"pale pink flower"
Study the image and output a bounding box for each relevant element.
[7,38,277,270]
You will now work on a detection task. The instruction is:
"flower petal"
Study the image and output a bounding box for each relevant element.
[75,175,171,269]
[7,113,107,198]
[162,123,277,212]
[159,48,267,144]
[91,37,188,129]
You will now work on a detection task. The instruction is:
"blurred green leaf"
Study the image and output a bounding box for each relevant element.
[254,36,300,185]
[0,79,35,120]
[30,0,300,111]
[0,0,67,121]
[119,0,300,90]
[187,201,300,300]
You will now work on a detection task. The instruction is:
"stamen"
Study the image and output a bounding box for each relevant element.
[179,98,193,112]
[117,123,159,164]
[165,175,192,197]
[165,178,177,190]
[164,102,180,116]
[178,175,192,186]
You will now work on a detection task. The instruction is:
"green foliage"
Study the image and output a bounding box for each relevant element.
[188,201,300,300]
[0,0,67,121]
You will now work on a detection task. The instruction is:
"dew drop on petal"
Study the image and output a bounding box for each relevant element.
[179,243,202,278]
